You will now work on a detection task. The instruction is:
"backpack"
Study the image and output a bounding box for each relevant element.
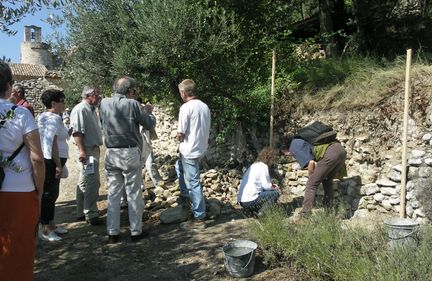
[295,121,337,145]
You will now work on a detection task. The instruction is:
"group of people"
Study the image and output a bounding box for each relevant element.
[0,58,347,280]
[0,60,212,280]
[67,77,211,244]
[237,136,347,221]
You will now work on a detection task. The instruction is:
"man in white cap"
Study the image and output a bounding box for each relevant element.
[70,86,103,225]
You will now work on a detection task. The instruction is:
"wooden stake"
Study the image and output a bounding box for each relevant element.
[400,49,412,219]
[269,50,276,148]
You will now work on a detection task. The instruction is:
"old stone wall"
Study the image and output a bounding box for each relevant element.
[14,78,62,115]
[277,109,432,223]
[20,79,430,223]
[149,101,431,223]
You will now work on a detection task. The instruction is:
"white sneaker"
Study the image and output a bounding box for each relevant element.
[53,226,68,235]
[39,231,62,242]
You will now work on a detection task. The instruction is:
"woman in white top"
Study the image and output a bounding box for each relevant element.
[237,147,280,217]
[38,89,68,241]
[0,62,45,281]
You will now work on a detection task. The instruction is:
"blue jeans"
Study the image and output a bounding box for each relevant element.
[240,190,279,216]
[175,154,206,219]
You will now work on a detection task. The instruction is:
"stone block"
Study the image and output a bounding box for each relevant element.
[373,193,385,202]
[376,179,397,187]
[160,206,190,224]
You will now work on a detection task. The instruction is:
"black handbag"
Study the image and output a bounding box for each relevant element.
[0,143,25,189]
[0,105,25,189]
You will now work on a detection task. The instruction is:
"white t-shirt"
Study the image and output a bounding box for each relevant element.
[177,99,211,159]
[237,162,273,203]
[0,99,39,192]
[57,123,69,159]
[37,112,63,159]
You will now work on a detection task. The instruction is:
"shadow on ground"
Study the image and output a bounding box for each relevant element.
[34,198,274,281]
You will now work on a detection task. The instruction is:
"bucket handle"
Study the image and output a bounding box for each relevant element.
[389,227,419,240]
[224,249,255,273]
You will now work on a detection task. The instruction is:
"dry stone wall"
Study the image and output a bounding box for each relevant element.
[14,78,61,115]
[276,103,432,223]
[20,81,432,223]
[150,101,432,223]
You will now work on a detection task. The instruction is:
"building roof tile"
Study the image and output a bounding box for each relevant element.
[10,63,47,78]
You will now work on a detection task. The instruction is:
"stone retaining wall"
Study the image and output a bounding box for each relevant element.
[13,78,62,115]
[18,81,432,223]
[150,104,431,223]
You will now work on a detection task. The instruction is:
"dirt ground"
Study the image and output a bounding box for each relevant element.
[34,143,307,281]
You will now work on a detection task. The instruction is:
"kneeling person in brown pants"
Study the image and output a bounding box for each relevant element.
[286,137,347,217]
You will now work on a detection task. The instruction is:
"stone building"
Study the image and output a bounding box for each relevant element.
[20,25,54,69]
[9,26,62,115]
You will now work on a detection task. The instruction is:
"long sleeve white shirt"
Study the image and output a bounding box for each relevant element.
[237,162,273,203]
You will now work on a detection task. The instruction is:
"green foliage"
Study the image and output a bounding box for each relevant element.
[45,0,432,142]
[250,209,432,281]
[352,0,432,56]
[0,0,63,35]
[1,56,11,63]
[291,58,352,90]
[57,0,292,143]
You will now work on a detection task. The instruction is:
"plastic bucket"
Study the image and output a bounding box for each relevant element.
[222,240,257,278]
[384,218,419,249]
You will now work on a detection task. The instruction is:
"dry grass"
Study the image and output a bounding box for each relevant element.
[297,63,432,111]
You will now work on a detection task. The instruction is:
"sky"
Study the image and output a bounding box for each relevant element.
[0,7,65,63]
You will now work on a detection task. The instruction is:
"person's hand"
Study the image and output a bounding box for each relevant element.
[307,160,316,175]
[177,132,184,142]
[55,166,62,178]
[281,149,290,156]
[144,103,153,114]
[79,151,87,164]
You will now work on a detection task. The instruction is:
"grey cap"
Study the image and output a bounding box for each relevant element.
[81,85,96,97]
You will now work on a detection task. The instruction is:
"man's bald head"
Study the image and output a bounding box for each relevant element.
[113,76,136,96]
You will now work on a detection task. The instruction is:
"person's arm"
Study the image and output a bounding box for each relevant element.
[177,106,187,143]
[137,102,156,130]
[73,132,87,163]
[51,135,62,178]
[307,160,316,175]
[177,132,184,142]
[23,130,45,203]
[261,164,274,190]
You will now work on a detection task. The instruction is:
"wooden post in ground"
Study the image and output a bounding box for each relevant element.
[269,49,276,148]
[400,48,412,219]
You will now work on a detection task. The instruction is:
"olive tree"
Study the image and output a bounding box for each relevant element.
[0,0,64,35]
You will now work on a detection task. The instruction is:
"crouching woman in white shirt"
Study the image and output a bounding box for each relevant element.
[237,147,280,217]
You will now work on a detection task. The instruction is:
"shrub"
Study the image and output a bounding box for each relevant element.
[250,208,432,281]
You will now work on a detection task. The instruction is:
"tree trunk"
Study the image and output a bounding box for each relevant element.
[319,0,339,57]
